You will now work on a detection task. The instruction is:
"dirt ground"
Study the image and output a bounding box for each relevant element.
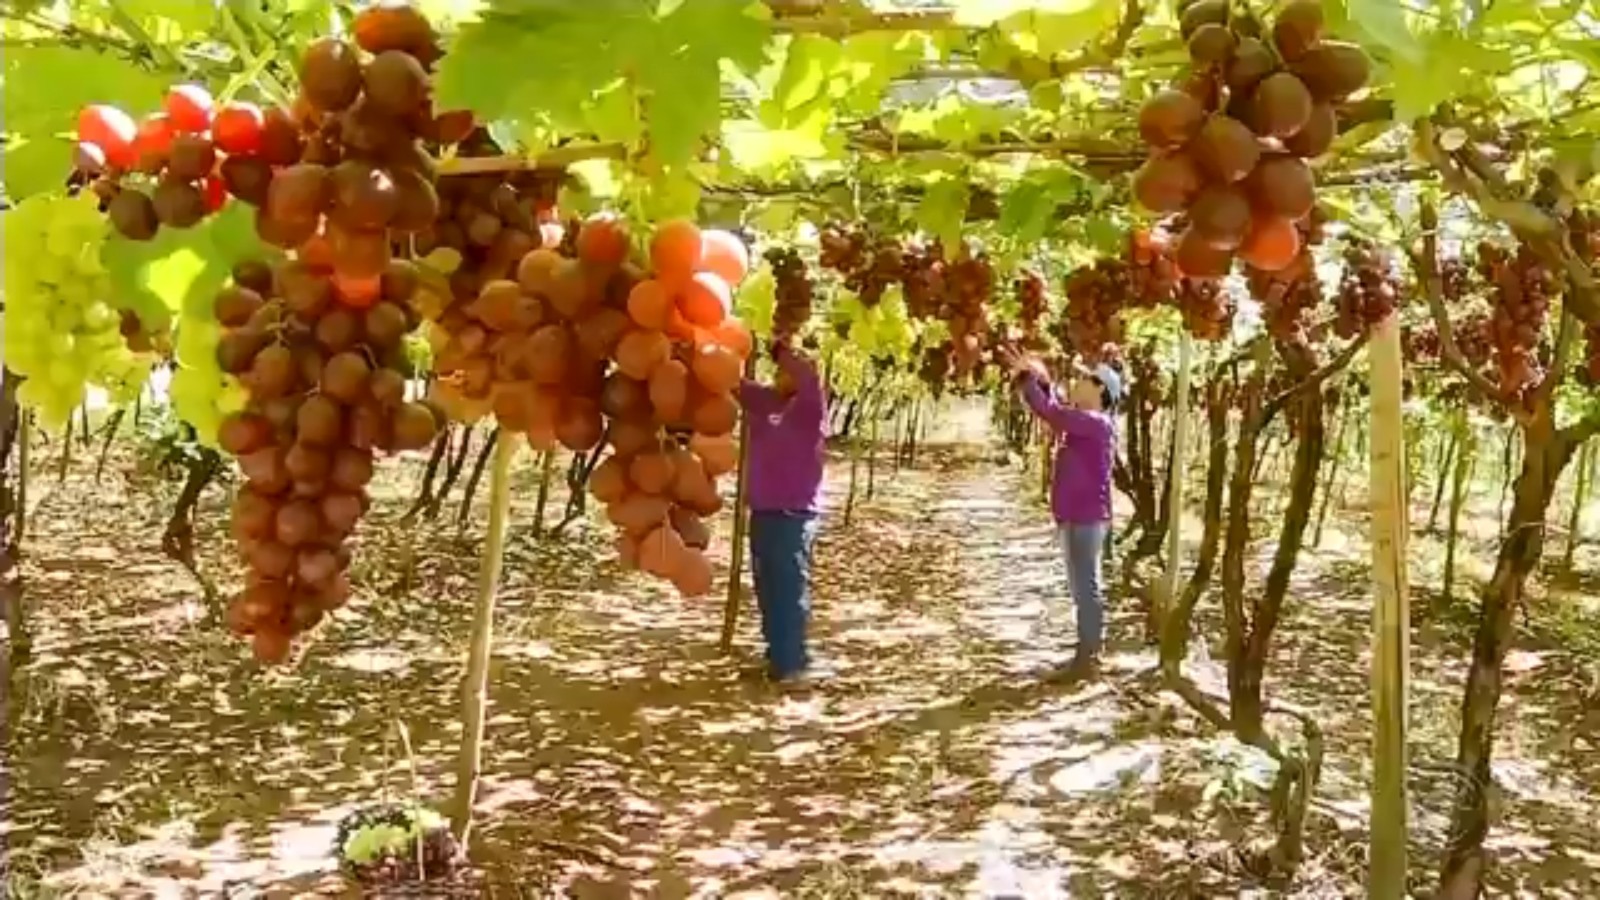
[3,417,1598,898]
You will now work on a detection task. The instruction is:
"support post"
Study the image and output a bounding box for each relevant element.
[1367,315,1410,897]
[450,434,519,844]
[719,354,756,655]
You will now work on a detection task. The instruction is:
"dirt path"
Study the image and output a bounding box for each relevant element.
[5,442,1598,898]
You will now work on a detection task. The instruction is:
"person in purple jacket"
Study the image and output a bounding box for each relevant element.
[737,340,827,684]
[999,345,1121,676]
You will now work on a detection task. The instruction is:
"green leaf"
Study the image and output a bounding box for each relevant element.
[1345,0,1424,64]
[1389,32,1513,121]
[771,35,840,116]
[122,0,219,32]
[103,203,269,321]
[915,177,969,248]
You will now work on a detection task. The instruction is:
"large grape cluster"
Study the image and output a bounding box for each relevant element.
[764,247,815,343]
[1478,241,1556,398]
[1333,239,1400,339]
[201,7,458,663]
[1133,0,1368,278]
[2,194,158,427]
[591,220,753,598]
[1063,262,1128,362]
[1013,269,1047,348]
[818,224,903,307]
[942,250,994,375]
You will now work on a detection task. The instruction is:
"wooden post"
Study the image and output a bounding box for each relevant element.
[1367,315,1409,898]
[1561,441,1593,572]
[450,433,519,844]
[1161,332,1193,620]
[718,355,756,655]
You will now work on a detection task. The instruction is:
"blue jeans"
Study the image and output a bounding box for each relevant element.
[750,511,819,679]
[1058,522,1109,659]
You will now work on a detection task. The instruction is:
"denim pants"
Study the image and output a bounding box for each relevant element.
[1057,521,1109,659]
[750,511,819,678]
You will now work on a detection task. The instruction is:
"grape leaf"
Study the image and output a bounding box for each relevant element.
[1345,0,1424,64]
[103,203,268,321]
[915,177,969,248]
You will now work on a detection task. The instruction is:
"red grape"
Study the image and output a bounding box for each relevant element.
[213,102,265,155]
[165,84,215,133]
[76,105,138,168]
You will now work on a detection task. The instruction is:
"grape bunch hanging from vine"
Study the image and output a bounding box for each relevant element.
[1133,0,1367,278]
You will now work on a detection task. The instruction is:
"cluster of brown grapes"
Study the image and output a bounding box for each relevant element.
[1176,278,1233,341]
[1244,209,1328,345]
[899,241,946,320]
[942,252,995,374]
[589,221,753,597]
[1124,230,1181,310]
[1332,240,1400,339]
[86,2,458,268]
[1133,0,1368,279]
[215,251,439,663]
[1013,269,1047,347]
[1572,209,1600,385]
[765,246,815,343]
[918,343,952,396]
[1478,241,1556,398]
[1063,262,1128,361]
[202,5,453,664]
[818,224,903,307]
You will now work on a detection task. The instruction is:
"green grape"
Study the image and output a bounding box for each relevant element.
[82,301,118,333]
[736,264,777,336]
[217,377,248,414]
[1,193,154,433]
[175,320,221,370]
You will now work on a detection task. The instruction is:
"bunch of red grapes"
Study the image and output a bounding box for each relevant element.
[764,247,815,343]
[1124,230,1180,310]
[190,5,465,664]
[592,221,753,597]
[898,240,946,320]
[1332,239,1400,339]
[1063,261,1129,361]
[1013,269,1047,347]
[1133,0,1368,278]
[1245,210,1327,346]
[215,250,439,664]
[1176,278,1233,341]
[1571,209,1600,385]
[80,2,458,261]
[818,224,903,307]
[941,250,995,375]
[1478,241,1556,398]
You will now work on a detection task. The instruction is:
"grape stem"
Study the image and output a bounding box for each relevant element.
[436,143,628,176]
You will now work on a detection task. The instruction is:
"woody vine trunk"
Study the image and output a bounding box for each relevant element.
[1438,413,1585,897]
[1159,378,1229,672]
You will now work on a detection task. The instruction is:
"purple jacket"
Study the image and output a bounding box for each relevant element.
[1020,372,1115,524]
[738,348,826,514]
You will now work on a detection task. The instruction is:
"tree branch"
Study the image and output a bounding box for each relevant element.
[1260,334,1368,426]
[1415,119,1600,327]
[1409,196,1527,419]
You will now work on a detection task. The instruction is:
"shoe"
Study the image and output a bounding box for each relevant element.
[1046,655,1101,684]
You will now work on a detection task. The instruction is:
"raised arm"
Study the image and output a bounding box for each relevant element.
[775,345,824,426]
[1018,371,1101,437]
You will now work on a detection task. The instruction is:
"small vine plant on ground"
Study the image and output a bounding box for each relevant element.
[333,802,459,885]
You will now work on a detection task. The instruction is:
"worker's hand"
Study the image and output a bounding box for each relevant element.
[996,344,1046,380]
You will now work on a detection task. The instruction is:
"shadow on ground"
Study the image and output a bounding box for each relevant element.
[4,438,1598,898]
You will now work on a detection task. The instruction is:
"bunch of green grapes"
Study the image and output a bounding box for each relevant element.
[168,260,259,445]
[3,193,156,427]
